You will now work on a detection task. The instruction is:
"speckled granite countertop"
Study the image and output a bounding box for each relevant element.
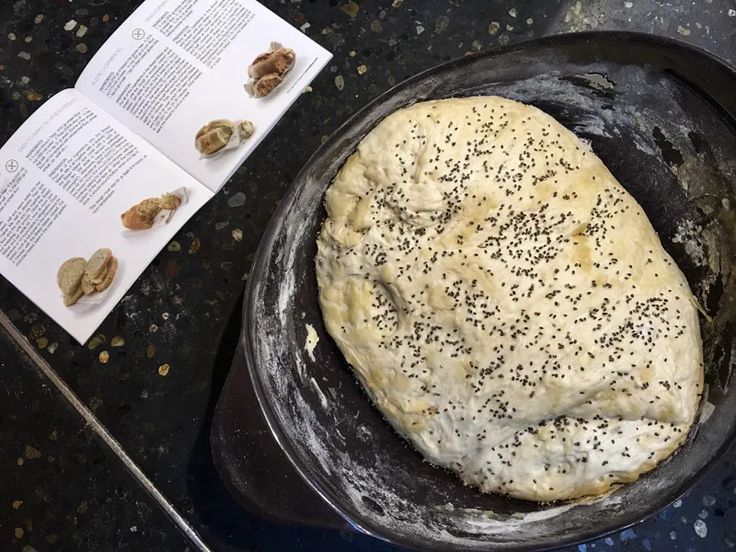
[0,1,734,551]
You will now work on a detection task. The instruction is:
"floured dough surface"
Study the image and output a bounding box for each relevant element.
[315,96,703,502]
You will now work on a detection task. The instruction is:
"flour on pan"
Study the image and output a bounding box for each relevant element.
[304,323,319,361]
[251,62,734,545]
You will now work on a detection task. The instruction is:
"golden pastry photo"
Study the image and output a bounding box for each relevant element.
[245,42,295,98]
[120,191,183,230]
[194,119,255,157]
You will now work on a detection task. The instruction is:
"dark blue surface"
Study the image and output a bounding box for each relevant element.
[0,0,734,550]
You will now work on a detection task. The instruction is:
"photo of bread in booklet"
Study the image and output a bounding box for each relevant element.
[245,42,295,98]
[57,248,118,307]
[194,120,255,158]
[120,191,183,230]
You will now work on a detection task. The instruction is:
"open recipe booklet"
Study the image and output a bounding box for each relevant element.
[0,0,331,343]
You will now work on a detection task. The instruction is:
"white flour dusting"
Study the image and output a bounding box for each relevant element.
[310,377,328,408]
[672,219,707,267]
[579,72,615,91]
[304,323,319,361]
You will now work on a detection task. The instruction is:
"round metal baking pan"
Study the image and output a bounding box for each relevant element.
[242,32,736,551]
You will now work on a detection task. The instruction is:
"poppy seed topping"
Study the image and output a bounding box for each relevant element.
[315,96,703,502]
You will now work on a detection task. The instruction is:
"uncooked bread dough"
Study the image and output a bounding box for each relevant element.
[315,96,703,502]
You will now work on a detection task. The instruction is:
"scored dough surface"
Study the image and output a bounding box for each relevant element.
[315,96,703,502]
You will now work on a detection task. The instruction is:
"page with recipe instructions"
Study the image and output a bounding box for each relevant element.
[0,88,212,344]
[75,0,332,192]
